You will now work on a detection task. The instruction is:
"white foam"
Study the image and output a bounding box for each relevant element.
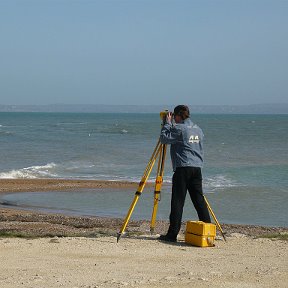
[0,163,58,179]
[204,175,241,191]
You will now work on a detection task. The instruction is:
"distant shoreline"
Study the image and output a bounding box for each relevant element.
[1,103,288,114]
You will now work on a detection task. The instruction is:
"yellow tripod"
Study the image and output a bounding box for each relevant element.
[116,117,226,243]
[117,138,167,242]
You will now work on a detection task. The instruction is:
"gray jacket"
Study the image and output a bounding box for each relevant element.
[160,118,204,171]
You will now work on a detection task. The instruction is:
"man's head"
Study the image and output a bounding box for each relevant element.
[173,105,190,121]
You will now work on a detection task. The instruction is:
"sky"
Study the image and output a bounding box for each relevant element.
[0,0,287,106]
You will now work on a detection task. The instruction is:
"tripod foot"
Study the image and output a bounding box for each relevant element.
[116,233,122,243]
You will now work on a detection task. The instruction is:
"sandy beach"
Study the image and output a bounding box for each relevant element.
[0,179,287,288]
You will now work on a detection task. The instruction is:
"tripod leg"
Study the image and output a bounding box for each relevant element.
[150,176,162,234]
[150,144,167,234]
[117,140,163,242]
[204,196,227,242]
[117,192,141,242]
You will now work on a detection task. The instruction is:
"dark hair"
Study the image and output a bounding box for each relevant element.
[173,105,190,120]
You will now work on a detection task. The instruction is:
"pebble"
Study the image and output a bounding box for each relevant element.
[198,277,208,281]
[49,237,60,243]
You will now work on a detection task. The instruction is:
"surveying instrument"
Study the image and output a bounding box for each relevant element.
[117,111,226,243]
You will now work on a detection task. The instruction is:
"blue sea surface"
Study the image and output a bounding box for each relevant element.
[0,112,287,227]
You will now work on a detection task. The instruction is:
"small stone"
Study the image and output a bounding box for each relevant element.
[49,237,60,243]
[198,277,208,281]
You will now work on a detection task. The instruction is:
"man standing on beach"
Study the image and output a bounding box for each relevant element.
[159,105,211,242]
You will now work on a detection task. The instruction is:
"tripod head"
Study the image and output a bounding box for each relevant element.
[160,110,173,125]
[160,110,170,120]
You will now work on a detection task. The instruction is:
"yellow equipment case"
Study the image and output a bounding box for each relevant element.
[185,221,216,247]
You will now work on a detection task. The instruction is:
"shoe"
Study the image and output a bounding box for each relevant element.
[158,234,177,243]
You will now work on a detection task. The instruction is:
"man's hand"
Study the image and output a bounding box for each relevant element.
[166,112,173,123]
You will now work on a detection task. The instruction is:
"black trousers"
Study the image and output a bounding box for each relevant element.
[167,167,211,238]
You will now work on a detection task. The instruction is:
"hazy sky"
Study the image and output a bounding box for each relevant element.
[0,0,287,106]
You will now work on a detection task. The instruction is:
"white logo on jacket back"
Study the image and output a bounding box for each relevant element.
[189,135,200,143]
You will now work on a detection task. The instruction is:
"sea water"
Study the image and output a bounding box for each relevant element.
[0,112,287,227]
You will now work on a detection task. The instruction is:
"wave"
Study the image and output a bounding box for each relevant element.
[0,163,58,179]
[0,162,139,181]
[204,175,242,192]
[56,122,87,126]
[0,131,13,136]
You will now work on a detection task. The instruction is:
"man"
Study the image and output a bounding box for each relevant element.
[159,105,211,242]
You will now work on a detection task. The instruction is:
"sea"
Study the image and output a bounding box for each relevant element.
[0,112,287,228]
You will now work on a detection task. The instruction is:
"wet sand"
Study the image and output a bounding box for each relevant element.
[0,178,139,193]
